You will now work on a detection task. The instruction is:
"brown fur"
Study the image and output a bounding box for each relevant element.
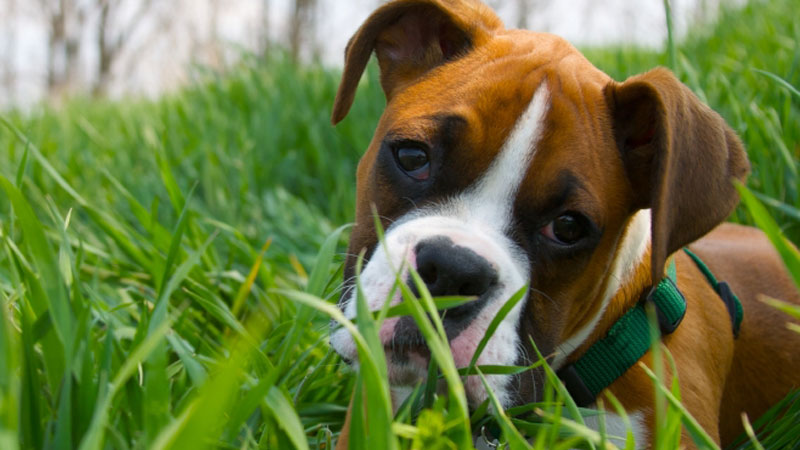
[331,1,800,448]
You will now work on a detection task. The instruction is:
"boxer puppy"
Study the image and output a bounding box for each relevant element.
[329,0,800,447]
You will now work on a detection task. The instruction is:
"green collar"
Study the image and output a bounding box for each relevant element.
[556,248,743,407]
[682,247,743,338]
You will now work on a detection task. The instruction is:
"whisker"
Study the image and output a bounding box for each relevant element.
[528,286,560,311]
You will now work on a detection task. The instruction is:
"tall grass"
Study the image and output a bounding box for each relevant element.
[0,55,372,448]
[0,0,798,448]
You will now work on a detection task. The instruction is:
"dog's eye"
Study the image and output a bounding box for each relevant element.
[541,213,589,245]
[395,147,430,180]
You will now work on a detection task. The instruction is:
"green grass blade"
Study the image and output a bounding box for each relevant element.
[19,308,43,450]
[143,340,169,445]
[0,176,73,357]
[638,363,719,450]
[149,231,218,333]
[306,224,349,297]
[0,290,20,450]
[477,368,532,450]
[527,336,588,428]
[14,141,28,188]
[231,238,272,318]
[78,318,172,450]
[52,374,72,450]
[0,116,88,205]
[740,413,766,450]
[759,296,800,321]
[100,168,173,248]
[157,182,196,293]
[736,183,800,288]
[401,268,472,447]
[752,192,800,223]
[352,254,396,450]
[466,285,528,376]
[752,69,800,100]
[150,133,185,213]
[165,333,207,385]
[663,0,677,72]
[383,296,475,318]
[279,289,396,450]
[151,315,273,450]
[263,386,310,450]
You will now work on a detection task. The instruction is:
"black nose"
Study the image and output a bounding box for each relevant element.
[391,237,498,348]
[414,237,498,300]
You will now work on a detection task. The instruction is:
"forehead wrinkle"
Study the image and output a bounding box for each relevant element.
[536,170,602,220]
[538,171,585,212]
[549,65,611,155]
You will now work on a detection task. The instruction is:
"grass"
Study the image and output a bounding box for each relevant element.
[0,0,798,448]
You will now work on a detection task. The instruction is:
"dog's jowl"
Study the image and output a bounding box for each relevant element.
[329,0,800,448]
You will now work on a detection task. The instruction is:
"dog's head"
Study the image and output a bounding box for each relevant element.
[330,0,748,408]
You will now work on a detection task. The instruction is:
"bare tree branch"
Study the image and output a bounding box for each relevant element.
[94,0,160,96]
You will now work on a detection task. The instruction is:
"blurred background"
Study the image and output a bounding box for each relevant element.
[0,1,798,448]
[0,0,740,110]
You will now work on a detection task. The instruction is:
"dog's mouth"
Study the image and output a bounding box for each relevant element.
[385,301,502,386]
[384,345,433,385]
[332,308,487,379]
[331,309,531,409]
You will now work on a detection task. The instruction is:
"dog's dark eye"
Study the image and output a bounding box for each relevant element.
[395,147,430,180]
[541,213,589,245]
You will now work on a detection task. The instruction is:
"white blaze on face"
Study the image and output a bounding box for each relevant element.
[331,82,551,408]
[454,81,551,231]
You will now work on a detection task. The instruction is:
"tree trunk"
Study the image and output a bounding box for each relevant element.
[516,0,530,29]
[93,0,111,96]
[258,0,271,57]
[45,0,67,94]
[1,0,17,102]
[42,0,85,99]
[289,0,317,61]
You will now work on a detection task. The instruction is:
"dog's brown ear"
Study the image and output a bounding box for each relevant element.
[331,0,503,124]
[605,67,750,284]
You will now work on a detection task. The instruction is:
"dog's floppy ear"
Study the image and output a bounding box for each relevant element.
[331,0,503,124]
[605,67,750,284]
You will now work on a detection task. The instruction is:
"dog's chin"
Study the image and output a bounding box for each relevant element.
[384,347,431,385]
[333,332,535,410]
[383,345,515,409]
